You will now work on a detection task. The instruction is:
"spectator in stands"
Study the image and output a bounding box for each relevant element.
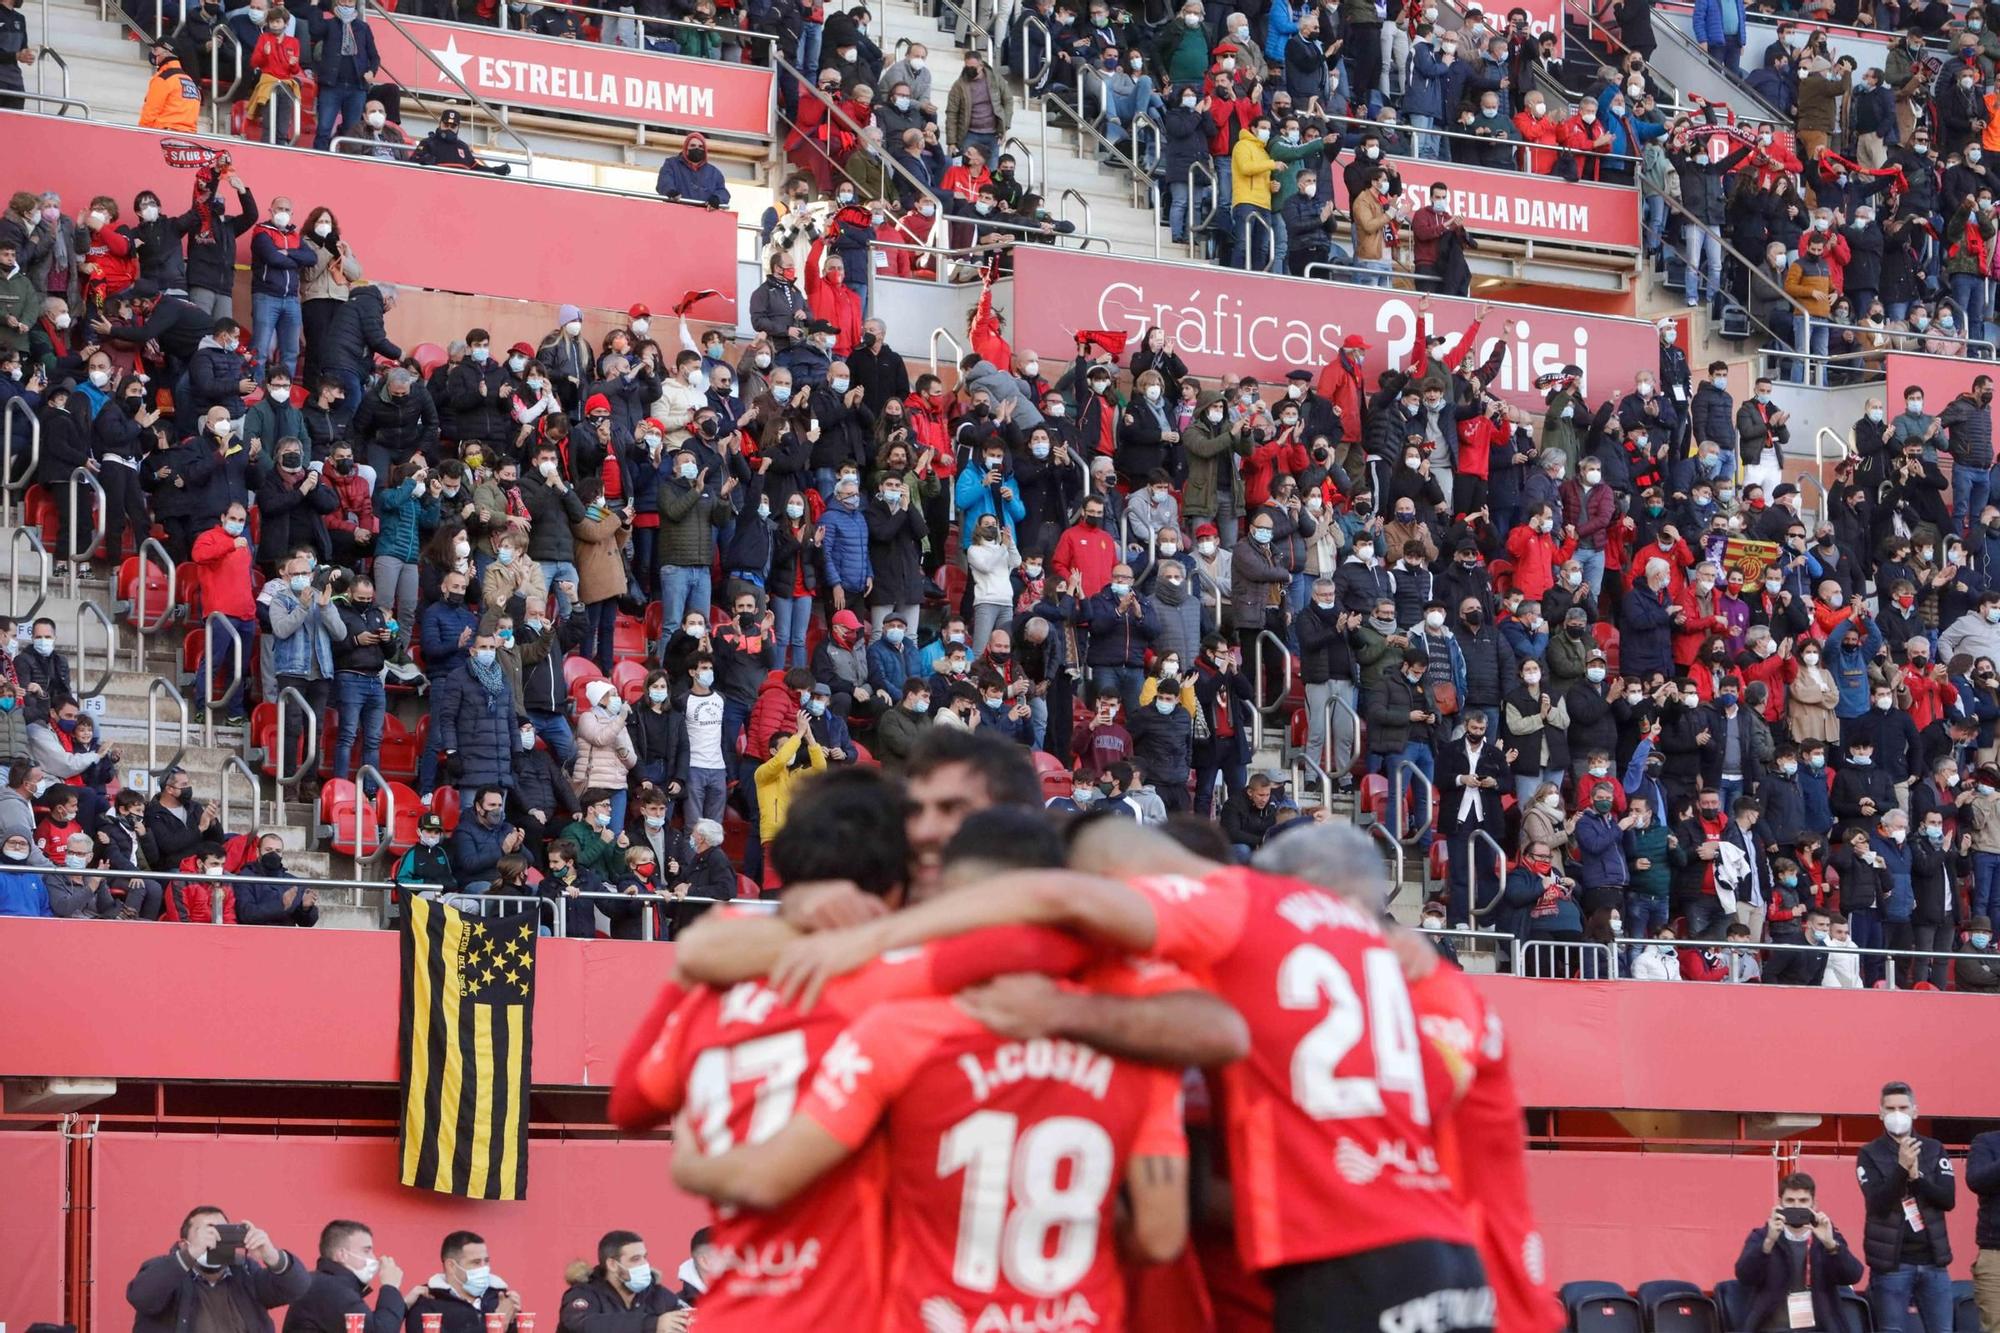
[327,574,393,784]
[338,98,411,160]
[126,1207,310,1333]
[138,39,201,132]
[657,133,732,209]
[558,1230,688,1333]
[317,279,400,428]
[263,551,339,791]
[1962,918,2000,993]
[1735,1172,1862,1331]
[1859,1082,1957,1333]
[189,503,259,725]
[237,832,319,927]
[280,1219,413,1333]
[405,1233,520,1333]
[308,0,380,152]
[145,767,216,871]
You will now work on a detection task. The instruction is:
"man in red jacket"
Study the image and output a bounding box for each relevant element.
[1315,333,1368,444]
[1052,493,1119,597]
[190,499,260,722]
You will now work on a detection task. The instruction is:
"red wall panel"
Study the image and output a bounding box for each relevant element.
[91,1134,709,1330]
[1525,1151,1777,1289]
[0,113,736,314]
[0,1129,67,1323]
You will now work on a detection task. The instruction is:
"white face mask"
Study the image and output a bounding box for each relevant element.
[271,210,292,229]
[1882,1110,1914,1137]
[140,204,161,222]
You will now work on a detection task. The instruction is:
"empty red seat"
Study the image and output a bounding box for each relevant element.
[736,873,760,901]
[1359,773,1389,823]
[565,658,606,711]
[376,781,423,854]
[610,659,650,698]
[117,554,175,626]
[613,615,648,661]
[1030,749,1072,800]
[409,342,448,375]
[431,783,462,834]
[1592,621,1621,671]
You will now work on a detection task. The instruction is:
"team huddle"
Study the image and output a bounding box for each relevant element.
[608,737,1558,1333]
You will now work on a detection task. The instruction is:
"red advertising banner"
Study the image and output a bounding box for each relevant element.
[0,113,736,315]
[1008,247,1659,415]
[1389,161,1638,250]
[376,15,774,139]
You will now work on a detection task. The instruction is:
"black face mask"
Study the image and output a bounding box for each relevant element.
[279,451,302,470]
[259,851,284,873]
[121,396,144,416]
[445,591,465,607]
[739,612,757,629]
[1462,610,1482,626]
[333,458,355,475]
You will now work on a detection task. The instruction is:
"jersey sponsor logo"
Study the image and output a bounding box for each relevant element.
[710,1238,823,1298]
[809,1031,874,1109]
[920,1292,1104,1333]
[1275,888,1384,937]
[1334,1135,1448,1189]
[569,1298,592,1309]
[955,1039,1115,1103]
[1376,1285,1497,1333]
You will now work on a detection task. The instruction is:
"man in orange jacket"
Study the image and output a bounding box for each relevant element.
[139,40,202,131]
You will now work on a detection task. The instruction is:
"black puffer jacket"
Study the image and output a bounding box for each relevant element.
[1856,1132,1956,1271]
[446,355,512,447]
[317,284,399,374]
[352,381,440,465]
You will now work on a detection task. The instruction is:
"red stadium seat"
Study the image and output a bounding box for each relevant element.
[116,554,175,626]
[378,715,418,783]
[1031,749,1072,800]
[431,784,461,834]
[376,781,423,854]
[1592,621,1621,671]
[566,658,606,711]
[23,485,56,550]
[642,601,664,644]
[613,614,648,661]
[736,873,760,901]
[1487,559,1514,597]
[1359,773,1389,824]
[409,342,449,375]
[324,781,385,858]
[851,740,876,767]
[610,660,650,701]
[721,809,749,864]
[1427,841,1448,885]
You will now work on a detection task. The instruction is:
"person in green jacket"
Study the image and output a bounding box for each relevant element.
[1267,114,1328,276]
[561,787,630,880]
[1621,789,1672,953]
[1351,596,1406,697]
[1155,0,1212,86]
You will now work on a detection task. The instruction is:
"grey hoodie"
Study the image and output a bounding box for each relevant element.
[961,359,1045,431]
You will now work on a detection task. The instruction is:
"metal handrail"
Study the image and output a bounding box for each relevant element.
[1658,189,1808,338]
[999,135,1037,190]
[201,21,244,133]
[65,466,105,599]
[273,684,320,823]
[0,860,443,893]
[1520,938,1621,977]
[1324,690,1362,779]
[326,134,535,171]
[1056,186,1093,239]
[1635,935,1997,990]
[362,0,538,171]
[1249,628,1293,751]
[217,753,261,836]
[31,44,70,111]
[0,90,91,116]
[2,397,39,527]
[130,537,177,669]
[200,611,245,748]
[1467,827,1509,919]
[1792,471,1828,534]
[1319,109,1647,169]
[1417,923,1518,971]
[771,48,942,219]
[1390,757,1437,846]
[1814,425,1850,471]
[423,886,777,937]
[1185,159,1218,259]
[352,762,392,879]
[929,326,965,374]
[74,601,115,699]
[1368,821,1407,903]
[924,0,996,69]
[1239,208,1277,273]
[146,675,189,780]
[8,527,47,623]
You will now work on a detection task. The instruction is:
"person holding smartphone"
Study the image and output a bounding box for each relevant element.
[1733,1172,1860,1333]
[128,1206,310,1333]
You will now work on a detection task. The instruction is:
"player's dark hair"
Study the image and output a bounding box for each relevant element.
[319,1221,370,1260]
[772,769,910,898]
[906,729,1041,810]
[441,1230,484,1262]
[596,1229,644,1263]
[1779,1172,1817,1196]
[942,807,1065,874]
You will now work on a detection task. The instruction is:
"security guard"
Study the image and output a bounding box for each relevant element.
[558,1231,688,1333]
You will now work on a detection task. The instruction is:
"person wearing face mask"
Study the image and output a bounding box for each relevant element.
[244,196,314,383]
[559,1231,691,1333]
[1958,914,2000,991]
[324,571,399,784]
[283,1219,420,1333]
[127,1206,311,1333]
[304,0,379,151]
[439,630,527,818]
[232,833,320,926]
[1733,1173,1863,1333]
[405,1232,521,1333]
[1854,1080,1959,1333]
[654,129,732,209]
[335,95,412,161]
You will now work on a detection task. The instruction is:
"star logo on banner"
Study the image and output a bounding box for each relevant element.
[467,924,535,1003]
[431,35,473,83]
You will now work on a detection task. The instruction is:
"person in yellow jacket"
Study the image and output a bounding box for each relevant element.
[139,39,202,131]
[753,720,825,875]
[1230,114,1283,273]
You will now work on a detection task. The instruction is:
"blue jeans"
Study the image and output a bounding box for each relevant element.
[1642,193,1668,254]
[584,598,619,672]
[1576,547,1606,598]
[1953,271,1989,351]
[1705,36,1743,75]
[1957,462,1991,539]
[312,84,366,150]
[960,132,998,166]
[1167,180,1215,245]
[1683,222,1723,307]
[1354,258,1393,287]
[1389,740,1434,845]
[772,592,813,668]
[528,711,576,768]
[1850,905,1885,983]
[1233,204,1275,271]
[198,615,259,715]
[659,564,713,633]
[251,291,302,382]
[1687,895,1728,938]
[539,559,579,619]
[795,20,821,75]
[684,765,728,826]
[1973,850,2000,924]
[1212,154,1234,232]
[326,368,362,430]
[1407,113,1445,161]
[333,671,385,782]
[1092,664,1145,716]
[1788,313,1829,384]
[1870,1263,1954,1333]
[1624,892,1668,966]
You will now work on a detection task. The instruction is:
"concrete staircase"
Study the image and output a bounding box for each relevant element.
[0,536,389,931]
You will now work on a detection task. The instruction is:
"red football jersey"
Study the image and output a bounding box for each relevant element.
[800,995,1187,1333]
[1129,867,1471,1272]
[1409,965,1563,1333]
[631,928,1096,1333]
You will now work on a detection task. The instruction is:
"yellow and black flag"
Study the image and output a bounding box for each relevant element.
[399,896,537,1200]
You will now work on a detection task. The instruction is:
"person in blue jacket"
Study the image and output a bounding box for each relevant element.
[0,831,52,915]
[1692,0,1747,75]
[952,435,1028,541]
[1830,610,1885,729]
[307,1,380,151]
[817,473,872,613]
[656,132,732,208]
[867,612,924,697]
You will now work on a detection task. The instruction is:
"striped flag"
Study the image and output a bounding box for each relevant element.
[398,896,537,1200]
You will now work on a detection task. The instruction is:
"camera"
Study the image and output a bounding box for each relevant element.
[1780,1206,1815,1228]
[207,1223,249,1267]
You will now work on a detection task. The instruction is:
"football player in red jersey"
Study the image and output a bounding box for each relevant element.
[671,809,1202,1333]
[763,815,1497,1333]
